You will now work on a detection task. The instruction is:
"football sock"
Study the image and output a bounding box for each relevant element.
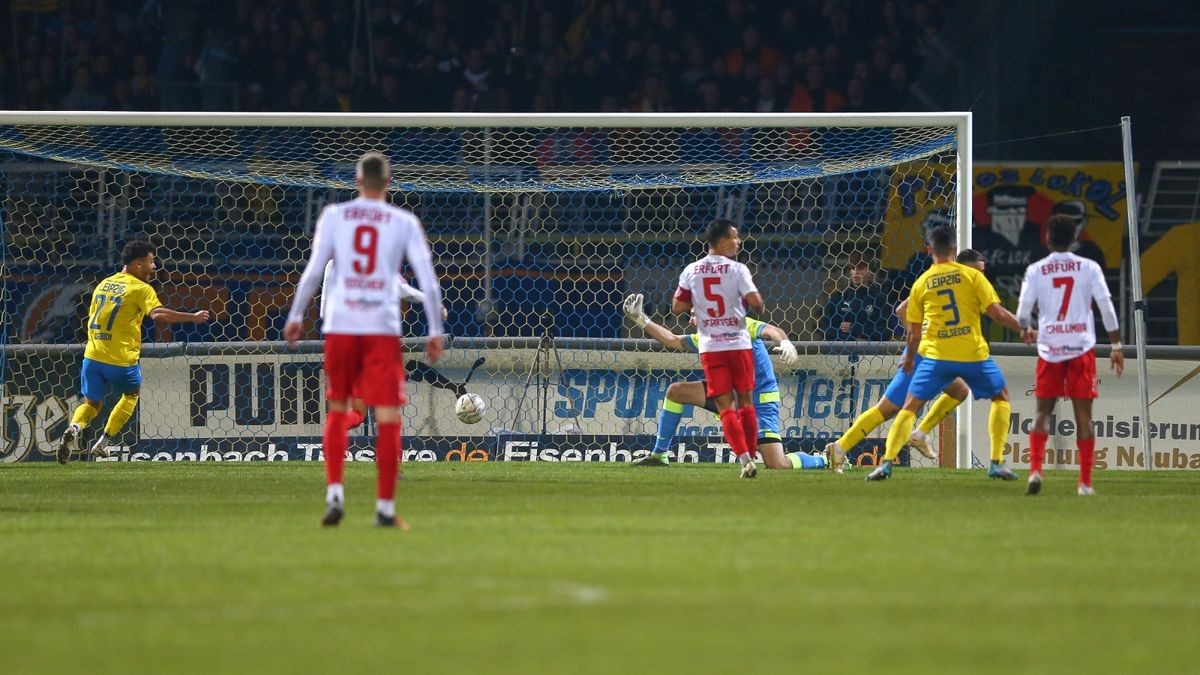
[737,405,758,461]
[1029,430,1048,475]
[71,401,100,429]
[718,408,748,457]
[1078,437,1095,487]
[653,398,686,454]
[326,483,344,505]
[344,409,365,429]
[884,410,916,461]
[323,411,350,486]
[837,406,885,452]
[102,393,139,437]
[918,393,961,434]
[376,499,396,518]
[376,422,401,501]
[787,451,826,469]
[988,400,1011,463]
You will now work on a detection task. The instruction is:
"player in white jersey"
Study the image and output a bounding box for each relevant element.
[672,219,764,478]
[321,262,477,432]
[285,151,445,528]
[1017,214,1124,496]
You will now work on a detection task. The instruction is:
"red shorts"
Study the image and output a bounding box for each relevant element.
[324,334,407,407]
[699,349,755,398]
[1035,350,1097,400]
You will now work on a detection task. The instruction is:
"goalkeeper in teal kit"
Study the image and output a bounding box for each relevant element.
[623,294,832,470]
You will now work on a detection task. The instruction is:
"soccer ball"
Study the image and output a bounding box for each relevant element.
[455,393,486,424]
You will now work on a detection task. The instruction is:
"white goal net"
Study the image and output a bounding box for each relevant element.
[0,112,971,467]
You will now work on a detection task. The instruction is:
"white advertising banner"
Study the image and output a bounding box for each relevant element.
[140,348,907,441]
[140,347,1200,470]
[971,356,1200,470]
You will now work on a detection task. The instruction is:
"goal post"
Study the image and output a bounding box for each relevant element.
[0,111,973,466]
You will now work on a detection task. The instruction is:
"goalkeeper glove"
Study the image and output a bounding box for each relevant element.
[778,339,799,365]
[623,293,652,328]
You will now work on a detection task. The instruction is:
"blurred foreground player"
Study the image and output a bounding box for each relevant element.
[286,152,444,528]
[322,262,477,430]
[1017,214,1123,496]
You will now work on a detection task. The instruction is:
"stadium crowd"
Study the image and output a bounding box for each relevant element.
[3,0,954,114]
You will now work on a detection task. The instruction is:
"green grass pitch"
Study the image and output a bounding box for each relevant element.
[3,462,1199,674]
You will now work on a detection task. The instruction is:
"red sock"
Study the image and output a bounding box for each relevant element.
[345,409,365,429]
[738,406,758,460]
[719,408,748,456]
[1029,430,1048,474]
[1078,437,1095,488]
[323,411,350,486]
[376,422,401,500]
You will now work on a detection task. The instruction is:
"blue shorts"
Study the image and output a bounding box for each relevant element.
[908,356,1006,401]
[80,358,142,401]
[755,395,781,443]
[883,355,923,407]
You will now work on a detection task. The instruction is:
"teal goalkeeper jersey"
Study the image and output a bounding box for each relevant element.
[680,317,779,399]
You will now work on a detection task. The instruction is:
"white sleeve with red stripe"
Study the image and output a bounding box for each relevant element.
[674,267,694,303]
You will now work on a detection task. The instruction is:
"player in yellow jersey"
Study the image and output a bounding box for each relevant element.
[57,241,210,463]
[865,226,1023,481]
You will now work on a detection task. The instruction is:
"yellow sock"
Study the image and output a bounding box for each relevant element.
[71,402,101,429]
[918,394,962,434]
[884,410,916,461]
[989,400,1011,463]
[837,407,885,451]
[103,393,139,437]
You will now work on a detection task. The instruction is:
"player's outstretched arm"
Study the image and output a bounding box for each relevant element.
[984,302,1023,333]
[760,323,799,365]
[623,293,686,351]
[149,307,210,324]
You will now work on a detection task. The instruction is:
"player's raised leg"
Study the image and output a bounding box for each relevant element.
[868,397,921,481]
[868,355,945,481]
[90,392,138,457]
[636,381,707,466]
[827,396,898,473]
[908,378,969,461]
[88,364,144,457]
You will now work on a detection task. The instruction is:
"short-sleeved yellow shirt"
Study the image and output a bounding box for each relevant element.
[83,272,163,367]
[905,261,1000,362]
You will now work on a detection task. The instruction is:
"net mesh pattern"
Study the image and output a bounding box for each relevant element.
[0,124,956,192]
[1,120,959,465]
